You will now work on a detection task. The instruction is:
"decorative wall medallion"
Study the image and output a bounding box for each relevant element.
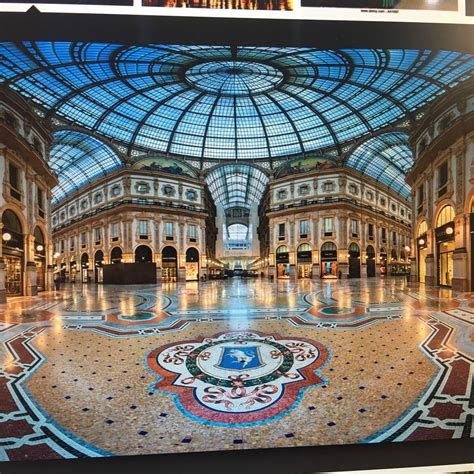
[146,331,329,425]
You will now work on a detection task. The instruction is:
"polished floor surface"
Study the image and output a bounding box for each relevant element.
[0,277,473,461]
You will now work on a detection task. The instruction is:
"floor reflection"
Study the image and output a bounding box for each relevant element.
[0,277,472,461]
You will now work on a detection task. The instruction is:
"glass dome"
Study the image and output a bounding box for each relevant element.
[0,42,472,162]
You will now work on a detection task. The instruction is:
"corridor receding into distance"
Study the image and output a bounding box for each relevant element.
[0,42,473,461]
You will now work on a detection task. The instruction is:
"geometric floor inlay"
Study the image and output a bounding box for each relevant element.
[0,278,472,461]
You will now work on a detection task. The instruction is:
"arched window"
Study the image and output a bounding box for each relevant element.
[110,246,123,264]
[349,243,360,258]
[417,220,427,236]
[276,245,289,254]
[186,247,199,262]
[2,209,23,250]
[94,250,104,265]
[321,242,336,252]
[436,205,455,228]
[135,245,153,263]
[297,243,312,252]
[366,245,375,258]
[33,227,45,256]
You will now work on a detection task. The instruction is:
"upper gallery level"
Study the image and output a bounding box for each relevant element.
[51,156,209,233]
[265,156,412,228]
[0,89,57,192]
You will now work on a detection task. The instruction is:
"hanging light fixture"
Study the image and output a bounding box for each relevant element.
[445,226,454,235]
[418,238,425,246]
[36,244,44,252]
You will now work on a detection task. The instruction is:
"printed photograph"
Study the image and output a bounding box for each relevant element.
[467,0,474,15]
[0,39,473,464]
[142,0,292,9]
[301,0,457,10]
[0,0,132,4]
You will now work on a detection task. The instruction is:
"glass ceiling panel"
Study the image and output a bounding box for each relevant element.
[345,131,413,199]
[0,42,472,163]
[50,130,123,203]
[206,164,269,209]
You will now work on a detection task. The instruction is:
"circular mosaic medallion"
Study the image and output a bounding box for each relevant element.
[147,331,329,424]
[118,311,156,322]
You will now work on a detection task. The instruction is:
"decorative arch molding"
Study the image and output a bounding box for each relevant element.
[1,204,28,236]
[433,199,457,228]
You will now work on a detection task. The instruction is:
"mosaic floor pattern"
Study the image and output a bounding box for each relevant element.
[0,278,473,461]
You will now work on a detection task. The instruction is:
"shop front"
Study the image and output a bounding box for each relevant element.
[297,243,312,279]
[320,242,337,278]
[2,210,24,297]
[380,248,387,275]
[162,246,178,282]
[33,227,46,292]
[366,245,376,277]
[70,258,77,283]
[81,253,89,283]
[348,243,361,278]
[435,205,455,287]
[94,250,104,283]
[436,223,455,287]
[276,245,290,279]
[417,234,428,283]
[185,247,199,281]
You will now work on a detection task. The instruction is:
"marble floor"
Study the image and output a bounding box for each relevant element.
[0,277,473,462]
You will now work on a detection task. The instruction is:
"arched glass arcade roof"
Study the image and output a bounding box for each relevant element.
[206,164,269,209]
[0,42,473,162]
[346,131,413,198]
[0,42,472,205]
[50,130,122,202]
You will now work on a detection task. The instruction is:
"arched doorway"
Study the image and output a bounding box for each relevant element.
[348,243,361,278]
[276,245,290,279]
[162,246,177,282]
[135,245,153,263]
[2,210,24,296]
[321,242,337,278]
[417,221,428,284]
[33,227,46,292]
[185,247,199,281]
[110,247,123,264]
[80,253,89,283]
[297,243,312,279]
[366,245,376,278]
[94,250,104,283]
[436,205,455,287]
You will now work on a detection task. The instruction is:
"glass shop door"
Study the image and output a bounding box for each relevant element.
[5,255,22,296]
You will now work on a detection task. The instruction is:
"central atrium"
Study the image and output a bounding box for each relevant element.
[0,40,473,463]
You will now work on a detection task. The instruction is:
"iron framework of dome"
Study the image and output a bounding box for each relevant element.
[0,42,473,203]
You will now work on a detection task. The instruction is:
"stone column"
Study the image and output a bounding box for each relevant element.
[453,248,469,291]
[25,261,37,296]
[425,254,435,286]
[0,258,6,303]
[268,265,275,280]
[312,263,320,279]
[409,256,417,283]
